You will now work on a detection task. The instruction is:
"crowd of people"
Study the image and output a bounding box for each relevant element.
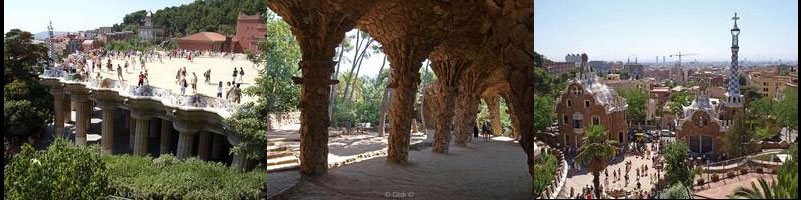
[56,48,247,104]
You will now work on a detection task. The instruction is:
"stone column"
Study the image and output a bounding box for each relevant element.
[132,116,151,156]
[51,89,66,138]
[295,48,337,175]
[64,94,72,123]
[149,118,159,138]
[73,97,90,146]
[160,119,173,155]
[486,95,503,136]
[432,84,457,153]
[453,92,479,146]
[128,111,135,152]
[176,129,197,159]
[232,153,251,172]
[197,131,212,160]
[100,105,116,155]
[211,134,223,160]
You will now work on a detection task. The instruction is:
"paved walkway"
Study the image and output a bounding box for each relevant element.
[88,54,259,104]
[284,139,533,200]
[693,173,778,199]
[561,143,664,199]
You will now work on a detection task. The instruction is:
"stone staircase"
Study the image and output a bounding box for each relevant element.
[267,141,300,172]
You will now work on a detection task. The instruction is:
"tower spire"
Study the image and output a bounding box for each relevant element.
[726,12,743,108]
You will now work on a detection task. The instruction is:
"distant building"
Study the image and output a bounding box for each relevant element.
[174,32,231,52]
[96,27,113,35]
[749,72,794,99]
[589,61,613,75]
[100,31,135,41]
[644,68,670,81]
[137,11,164,42]
[231,13,267,53]
[677,80,726,158]
[544,61,579,77]
[565,54,582,63]
[555,54,628,150]
[625,63,645,79]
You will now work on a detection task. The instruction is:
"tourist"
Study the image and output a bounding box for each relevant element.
[180,78,188,95]
[191,73,198,94]
[124,60,129,73]
[95,72,102,80]
[232,67,238,83]
[144,70,149,84]
[473,124,479,138]
[239,67,244,82]
[117,65,124,81]
[176,68,183,85]
[217,81,223,98]
[182,67,187,77]
[138,72,145,87]
[225,82,232,99]
[204,69,211,84]
[233,84,242,104]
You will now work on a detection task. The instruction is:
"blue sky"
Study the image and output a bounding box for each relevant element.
[535,0,798,62]
[4,0,193,33]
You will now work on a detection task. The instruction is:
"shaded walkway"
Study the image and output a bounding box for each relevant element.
[285,140,532,200]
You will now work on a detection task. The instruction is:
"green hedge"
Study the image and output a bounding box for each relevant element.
[104,154,267,199]
[4,139,109,200]
[532,152,559,197]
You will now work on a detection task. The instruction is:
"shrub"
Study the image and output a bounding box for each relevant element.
[104,155,267,199]
[4,139,108,199]
[532,153,559,197]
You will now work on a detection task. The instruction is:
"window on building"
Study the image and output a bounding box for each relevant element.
[573,120,582,129]
[567,100,572,107]
[585,100,591,108]
[592,116,600,126]
[563,115,569,125]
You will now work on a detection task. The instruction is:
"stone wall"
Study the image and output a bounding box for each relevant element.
[267,111,301,130]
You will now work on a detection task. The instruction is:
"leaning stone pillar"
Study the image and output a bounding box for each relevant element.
[432,84,457,153]
[100,104,116,155]
[160,119,172,155]
[73,97,90,146]
[132,116,151,156]
[386,55,425,163]
[486,95,503,136]
[197,131,212,160]
[453,92,478,146]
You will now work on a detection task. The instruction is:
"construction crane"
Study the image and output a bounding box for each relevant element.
[669,52,698,68]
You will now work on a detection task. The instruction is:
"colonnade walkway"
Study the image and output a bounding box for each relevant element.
[271,138,533,199]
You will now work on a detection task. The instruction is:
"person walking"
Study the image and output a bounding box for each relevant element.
[217,81,223,98]
[180,78,187,95]
[225,82,232,99]
[239,67,244,82]
[233,84,242,104]
[232,67,238,83]
[143,70,149,84]
[191,72,198,94]
[138,72,145,87]
[117,64,124,81]
[124,60,129,73]
[204,69,211,84]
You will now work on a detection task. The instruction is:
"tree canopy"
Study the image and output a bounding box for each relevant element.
[116,0,267,37]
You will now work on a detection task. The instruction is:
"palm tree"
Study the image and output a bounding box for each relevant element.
[729,177,777,199]
[575,125,618,198]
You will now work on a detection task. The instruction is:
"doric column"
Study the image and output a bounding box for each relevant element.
[128,112,135,152]
[100,104,116,155]
[73,96,90,146]
[64,94,72,123]
[210,134,223,160]
[160,119,173,155]
[175,129,197,159]
[132,115,151,156]
[50,89,66,138]
[197,131,212,160]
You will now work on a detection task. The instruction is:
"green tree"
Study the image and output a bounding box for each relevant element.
[664,140,697,187]
[532,95,555,134]
[776,89,798,132]
[4,29,49,84]
[725,112,757,158]
[575,125,618,197]
[4,139,109,199]
[729,177,780,199]
[620,87,648,127]
[659,183,691,199]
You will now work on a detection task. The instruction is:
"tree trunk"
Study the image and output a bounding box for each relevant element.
[341,31,362,101]
[419,60,430,136]
[330,41,346,119]
[433,83,456,153]
[348,39,373,102]
[593,170,601,198]
[453,92,478,146]
[378,70,392,137]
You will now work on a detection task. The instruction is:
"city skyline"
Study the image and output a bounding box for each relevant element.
[535,0,798,63]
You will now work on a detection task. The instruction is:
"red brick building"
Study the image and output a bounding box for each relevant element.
[555,54,629,150]
[231,14,267,54]
[174,32,231,52]
[544,61,578,77]
[677,80,726,158]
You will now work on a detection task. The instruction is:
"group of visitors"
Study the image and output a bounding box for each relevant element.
[570,184,597,199]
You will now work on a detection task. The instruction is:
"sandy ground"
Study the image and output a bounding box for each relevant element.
[561,143,665,198]
[90,55,259,104]
[285,140,533,200]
